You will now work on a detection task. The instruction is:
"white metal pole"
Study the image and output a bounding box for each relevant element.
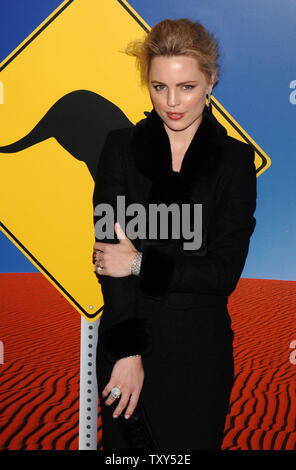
[78,315,100,450]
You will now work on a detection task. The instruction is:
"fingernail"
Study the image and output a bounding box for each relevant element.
[113,414,118,418]
[125,414,130,419]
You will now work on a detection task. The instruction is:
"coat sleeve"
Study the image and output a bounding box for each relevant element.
[138,144,257,298]
[93,130,152,365]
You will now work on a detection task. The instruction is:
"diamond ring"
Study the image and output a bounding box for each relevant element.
[110,386,121,400]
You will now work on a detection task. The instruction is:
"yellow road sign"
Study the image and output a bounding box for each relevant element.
[0,0,270,321]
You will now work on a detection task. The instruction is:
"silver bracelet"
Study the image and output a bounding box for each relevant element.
[122,354,141,359]
[131,251,143,276]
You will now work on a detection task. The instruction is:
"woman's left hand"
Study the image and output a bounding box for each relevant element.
[93,222,138,277]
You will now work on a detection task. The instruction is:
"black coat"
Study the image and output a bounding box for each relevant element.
[93,105,257,363]
[93,105,257,450]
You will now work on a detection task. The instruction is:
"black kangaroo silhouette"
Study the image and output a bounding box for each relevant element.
[0,89,148,179]
[0,89,148,318]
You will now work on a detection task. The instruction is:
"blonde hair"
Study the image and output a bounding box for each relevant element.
[124,18,220,88]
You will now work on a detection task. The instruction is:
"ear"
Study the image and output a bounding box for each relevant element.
[209,72,217,91]
[207,80,214,95]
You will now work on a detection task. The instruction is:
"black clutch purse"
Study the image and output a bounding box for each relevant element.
[119,396,160,450]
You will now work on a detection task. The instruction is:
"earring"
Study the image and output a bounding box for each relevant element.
[206,91,212,114]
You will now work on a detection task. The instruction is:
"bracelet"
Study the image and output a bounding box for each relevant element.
[131,251,143,276]
[122,354,141,359]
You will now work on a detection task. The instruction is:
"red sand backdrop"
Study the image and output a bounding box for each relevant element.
[0,273,295,450]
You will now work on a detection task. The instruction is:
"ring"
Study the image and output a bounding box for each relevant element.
[110,386,121,400]
[96,257,104,271]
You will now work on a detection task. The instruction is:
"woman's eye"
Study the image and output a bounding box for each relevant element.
[152,84,195,91]
[153,85,165,91]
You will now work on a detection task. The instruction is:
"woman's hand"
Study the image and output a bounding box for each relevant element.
[102,355,144,419]
[93,222,137,277]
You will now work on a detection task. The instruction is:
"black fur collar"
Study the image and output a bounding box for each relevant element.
[131,104,228,200]
[130,104,229,268]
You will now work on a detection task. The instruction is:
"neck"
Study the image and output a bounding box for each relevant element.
[163,114,203,150]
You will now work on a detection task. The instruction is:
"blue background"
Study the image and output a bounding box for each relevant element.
[0,0,295,280]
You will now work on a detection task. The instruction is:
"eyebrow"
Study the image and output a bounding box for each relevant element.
[151,80,197,85]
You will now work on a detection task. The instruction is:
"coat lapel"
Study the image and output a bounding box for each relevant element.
[130,104,228,255]
[131,104,228,204]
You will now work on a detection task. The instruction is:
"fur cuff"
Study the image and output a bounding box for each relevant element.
[139,244,175,297]
[100,318,152,364]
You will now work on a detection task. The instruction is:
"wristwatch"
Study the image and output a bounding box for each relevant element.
[131,251,143,276]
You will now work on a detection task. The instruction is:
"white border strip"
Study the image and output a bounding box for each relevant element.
[79,315,100,450]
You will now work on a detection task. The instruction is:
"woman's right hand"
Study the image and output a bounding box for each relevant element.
[102,355,144,419]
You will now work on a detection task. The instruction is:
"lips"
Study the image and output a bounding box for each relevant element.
[167,112,184,120]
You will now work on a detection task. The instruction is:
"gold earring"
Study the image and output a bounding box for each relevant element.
[206,91,212,114]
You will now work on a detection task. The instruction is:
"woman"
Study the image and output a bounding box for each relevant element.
[92,18,257,450]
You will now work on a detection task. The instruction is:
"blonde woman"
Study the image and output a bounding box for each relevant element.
[93,18,257,450]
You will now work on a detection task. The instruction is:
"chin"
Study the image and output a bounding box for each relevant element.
[166,122,188,132]
[164,118,194,132]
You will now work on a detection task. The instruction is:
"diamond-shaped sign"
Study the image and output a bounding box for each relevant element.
[0,0,269,321]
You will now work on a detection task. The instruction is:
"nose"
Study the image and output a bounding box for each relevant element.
[167,88,180,107]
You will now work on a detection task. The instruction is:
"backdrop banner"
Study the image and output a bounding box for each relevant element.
[0,0,295,451]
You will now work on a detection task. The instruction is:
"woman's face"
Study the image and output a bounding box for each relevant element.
[148,55,213,135]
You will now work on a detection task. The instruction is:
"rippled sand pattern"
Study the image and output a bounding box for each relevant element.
[222,278,296,450]
[0,273,102,450]
[0,274,295,450]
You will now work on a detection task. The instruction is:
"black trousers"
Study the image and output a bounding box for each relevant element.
[96,296,234,450]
